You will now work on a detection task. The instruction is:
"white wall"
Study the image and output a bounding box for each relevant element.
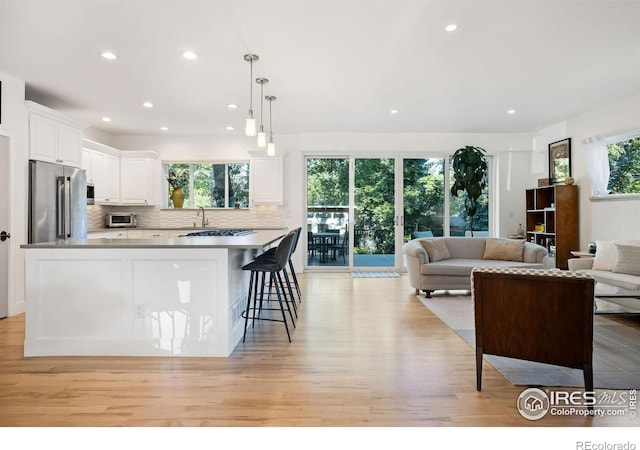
[538,94,640,246]
[496,151,531,237]
[0,70,28,316]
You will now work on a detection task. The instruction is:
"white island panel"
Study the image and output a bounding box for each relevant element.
[131,255,225,356]
[24,246,259,357]
[36,258,123,339]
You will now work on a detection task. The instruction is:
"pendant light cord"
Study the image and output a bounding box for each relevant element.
[260,82,264,128]
[269,98,273,135]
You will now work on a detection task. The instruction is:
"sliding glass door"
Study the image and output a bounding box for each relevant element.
[353,158,396,268]
[305,154,491,271]
[306,158,350,268]
[403,158,446,240]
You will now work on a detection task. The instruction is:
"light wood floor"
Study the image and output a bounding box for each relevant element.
[0,272,637,427]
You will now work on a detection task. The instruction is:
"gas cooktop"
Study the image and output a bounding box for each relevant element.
[183,229,255,237]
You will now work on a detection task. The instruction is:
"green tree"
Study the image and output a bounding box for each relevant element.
[608,138,640,194]
[307,158,349,206]
[354,158,395,254]
[403,159,445,238]
[229,163,249,207]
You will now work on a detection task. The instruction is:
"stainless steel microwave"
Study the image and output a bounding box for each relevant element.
[106,213,137,228]
[86,182,95,205]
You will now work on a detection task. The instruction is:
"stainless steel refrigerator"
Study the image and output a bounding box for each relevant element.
[28,160,87,243]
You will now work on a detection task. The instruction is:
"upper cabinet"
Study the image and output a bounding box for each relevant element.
[251,156,284,205]
[26,101,85,168]
[120,151,160,205]
[91,148,120,204]
[81,148,93,182]
[82,139,159,206]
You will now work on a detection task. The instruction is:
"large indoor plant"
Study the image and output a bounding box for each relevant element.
[450,145,488,236]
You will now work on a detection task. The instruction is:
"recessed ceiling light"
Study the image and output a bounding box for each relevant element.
[160,126,169,131]
[182,50,198,60]
[445,24,458,32]
[226,103,238,109]
[226,126,235,131]
[100,51,117,60]
[142,101,154,108]
[507,109,516,115]
[390,109,398,114]
[101,117,112,123]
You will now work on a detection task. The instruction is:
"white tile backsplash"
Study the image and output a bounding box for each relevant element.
[87,204,287,230]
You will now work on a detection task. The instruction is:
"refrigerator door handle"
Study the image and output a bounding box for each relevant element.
[65,176,72,238]
[56,176,65,239]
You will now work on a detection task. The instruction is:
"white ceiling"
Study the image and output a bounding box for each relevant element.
[1,0,639,137]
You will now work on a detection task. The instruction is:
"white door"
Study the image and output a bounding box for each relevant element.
[0,135,10,318]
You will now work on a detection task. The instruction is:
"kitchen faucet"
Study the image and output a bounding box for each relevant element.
[197,207,209,228]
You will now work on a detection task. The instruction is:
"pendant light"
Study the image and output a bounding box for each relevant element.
[243,54,259,137]
[265,95,276,156]
[256,77,269,148]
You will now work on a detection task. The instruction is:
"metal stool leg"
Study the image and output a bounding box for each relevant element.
[272,272,291,342]
[243,271,255,342]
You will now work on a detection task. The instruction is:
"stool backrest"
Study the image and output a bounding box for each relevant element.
[274,230,298,268]
[291,227,302,253]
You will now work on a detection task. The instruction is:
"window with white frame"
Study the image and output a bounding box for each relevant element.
[607,134,640,195]
[163,162,249,208]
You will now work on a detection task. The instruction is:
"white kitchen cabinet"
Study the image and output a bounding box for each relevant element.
[142,230,169,239]
[26,101,85,168]
[251,156,284,205]
[92,150,120,204]
[81,148,92,182]
[87,230,128,239]
[126,230,145,239]
[120,152,159,205]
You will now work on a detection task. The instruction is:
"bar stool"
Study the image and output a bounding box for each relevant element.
[258,227,302,306]
[241,230,297,343]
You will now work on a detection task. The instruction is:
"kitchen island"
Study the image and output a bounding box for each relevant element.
[21,230,286,357]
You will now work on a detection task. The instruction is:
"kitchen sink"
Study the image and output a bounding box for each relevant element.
[182,229,255,237]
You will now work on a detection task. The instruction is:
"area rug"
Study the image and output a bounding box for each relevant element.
[352,272,400,278]
[418,293,640,389]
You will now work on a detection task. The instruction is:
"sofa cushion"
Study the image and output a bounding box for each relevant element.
[482,239,524,262]
[612,244,640,276]
[420,238,451,262]
[592,239,640,270]
[592,240,617,270]
[421,259,543,277]
[444,237,487,259]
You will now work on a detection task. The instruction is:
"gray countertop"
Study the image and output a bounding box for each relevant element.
[22,229,287,250]
[87,226,286,232]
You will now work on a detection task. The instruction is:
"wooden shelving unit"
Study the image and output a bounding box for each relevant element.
[525,184,578,269]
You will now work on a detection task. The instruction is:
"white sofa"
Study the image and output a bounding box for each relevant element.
[567,239,640,291]
[403,237,548,297]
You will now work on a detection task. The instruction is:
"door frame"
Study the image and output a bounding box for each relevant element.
[0,129,14,318]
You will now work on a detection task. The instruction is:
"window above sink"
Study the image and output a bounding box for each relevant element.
[162,161,249,209]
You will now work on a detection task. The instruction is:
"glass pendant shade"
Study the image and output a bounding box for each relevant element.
[267,136,275,156]
[245,116,256,137]
[257,129,267,148]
